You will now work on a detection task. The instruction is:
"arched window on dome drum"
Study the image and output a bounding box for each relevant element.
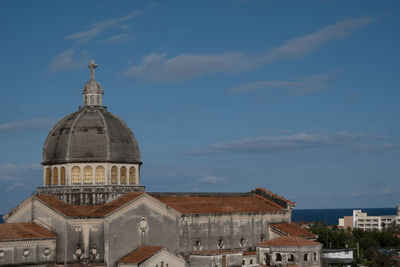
[71,166,81,184]
[45,168,51,185]
[83,166,93,184]
[111,166,118,184]
[120,167,127,184]
[60,167,66,185]
[129,167,136,184]
[52,167,58,185]
[95,166,105,184]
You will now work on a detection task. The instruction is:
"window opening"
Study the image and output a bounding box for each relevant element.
[53,167,58,185]
[111,166,118,184]
[71,166,81,184]
[129,166,136,184]
[95,166,105,184]
[83,166,93,184]
[120,166,127,184]
[45,168,51,185]
[60,167,66,185]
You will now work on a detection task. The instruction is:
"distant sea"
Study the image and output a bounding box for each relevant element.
[292,208,397,225]
[0,208,397,225]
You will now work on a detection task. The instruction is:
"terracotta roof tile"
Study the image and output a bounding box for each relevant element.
[0,223,55,241]
[270,222,316,239]
[258,236,321,247]
[119,246,163,264]
[35,192,144,218]
[151,194,283,214]
[190,249,242,256]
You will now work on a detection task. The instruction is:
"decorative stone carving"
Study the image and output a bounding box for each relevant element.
[138,217,149,232]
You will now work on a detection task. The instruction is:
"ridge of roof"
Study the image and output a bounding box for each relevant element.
[0,222,55,241]
[119,246,163,264]
[258,236,321,247]
[35,192,144,218]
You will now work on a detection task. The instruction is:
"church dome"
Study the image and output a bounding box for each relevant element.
[42,60,141,166]
[42,106,141,165]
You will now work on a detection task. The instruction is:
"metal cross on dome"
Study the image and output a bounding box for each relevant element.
[88,60,98,80]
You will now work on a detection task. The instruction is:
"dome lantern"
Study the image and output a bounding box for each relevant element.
[82,59,103,106]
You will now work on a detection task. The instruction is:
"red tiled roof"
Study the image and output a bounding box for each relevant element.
[0,223,55,241]
[151,194,284,214]
[119,246,163,264]
[190,249,242,256]
[258,236,321,247]
[35,192,144,218]
[270,222,316,239]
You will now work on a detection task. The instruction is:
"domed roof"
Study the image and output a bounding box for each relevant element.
[42,106,141,165]
[82,80,103,94]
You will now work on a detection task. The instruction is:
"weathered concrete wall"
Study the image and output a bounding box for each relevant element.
[0,239,56,266]
[32,200,69,264]
[189,254,242,267]
[67,220,104,263]
[180,211,291,253]
[3,197,32,223]
[105,203,178,267]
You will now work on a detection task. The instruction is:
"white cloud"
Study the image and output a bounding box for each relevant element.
[124,16,373,81]
[264,17,372,61]
[190,132,384,155]
[229,73,332,97]
[49,49,90,72]
[0,163,41,182]
[0,118,57,133]
[67,10,141,43]
[354,143,400,154]
[103,33,135,44]
[5,182,30,192]
[123,52,259,82]
[197,176,226,184]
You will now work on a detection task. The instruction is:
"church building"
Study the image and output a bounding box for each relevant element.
[0,61,322,267]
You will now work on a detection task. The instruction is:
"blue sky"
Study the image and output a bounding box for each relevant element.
[0,0,399,213]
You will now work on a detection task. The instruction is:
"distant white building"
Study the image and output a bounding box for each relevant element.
[321,248,353,267]
[338,205,400,230]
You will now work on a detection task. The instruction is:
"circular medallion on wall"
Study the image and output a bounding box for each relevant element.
[138,217,149,232]
[43,248,51,256]
[22,249,30,257]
